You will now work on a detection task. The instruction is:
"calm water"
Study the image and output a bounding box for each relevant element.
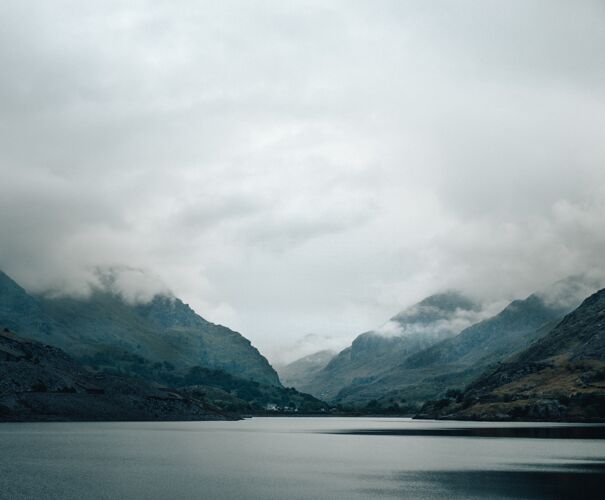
[1,417,605,499]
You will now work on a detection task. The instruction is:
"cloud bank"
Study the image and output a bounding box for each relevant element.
[1,1,604,362]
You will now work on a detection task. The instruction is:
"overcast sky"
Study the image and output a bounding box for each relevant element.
[1,1,604,363]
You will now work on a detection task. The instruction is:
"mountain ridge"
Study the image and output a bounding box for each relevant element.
[417,288,605,421]
[0,270,280,387]
[296,277,599,411]
[296,291,482,401]
[331,289,576,409]
[276,349,336,389]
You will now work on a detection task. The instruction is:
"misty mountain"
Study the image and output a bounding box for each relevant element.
[0,270,279,386]
[0,328,229,421]
[0,271,330,417]
[332,277,596,410]
[276,350,336,389]
[419,287,605,421]
[297,291,482,401]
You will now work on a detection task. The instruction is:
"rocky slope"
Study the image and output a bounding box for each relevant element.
[298,291,482,402]
[417,288,605,421]
[0,328,229,421]
[0,271,279,386]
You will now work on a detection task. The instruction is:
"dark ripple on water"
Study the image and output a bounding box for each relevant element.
[326,425,605,439]
[358,461,605,499]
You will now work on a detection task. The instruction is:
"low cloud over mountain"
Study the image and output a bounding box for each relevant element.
[1,1,604,358]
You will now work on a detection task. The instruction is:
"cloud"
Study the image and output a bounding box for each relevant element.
[374,313,481,340]
[0,1,604,362]
[374,296,499,340]
[94,266,171,304]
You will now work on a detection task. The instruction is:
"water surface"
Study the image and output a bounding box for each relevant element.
[1,417,604,499]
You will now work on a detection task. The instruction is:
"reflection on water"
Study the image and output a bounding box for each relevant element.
[327,425,605,439]
[0,418,604,500]
[364,466,605,499]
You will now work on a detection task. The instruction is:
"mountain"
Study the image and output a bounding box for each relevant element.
[0,271,329,416]
[0,271,279,386]
[402,295,563,370]
[418,288,605,421]
[297,291,482,402]
[405,275,601,370]
[333,277,597,410]
[276,350,336,389]
[0,328,229,422]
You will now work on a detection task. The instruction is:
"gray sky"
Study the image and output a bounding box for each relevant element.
[1,1,604,363]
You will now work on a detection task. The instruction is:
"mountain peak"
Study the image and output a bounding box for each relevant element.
[134,295,210,330]
[417,290,479,311]
[535,274,603,312]
[390,290,479,326]
[92,266,172,305]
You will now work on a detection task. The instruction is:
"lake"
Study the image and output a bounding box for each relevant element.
[1,417,604,499]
